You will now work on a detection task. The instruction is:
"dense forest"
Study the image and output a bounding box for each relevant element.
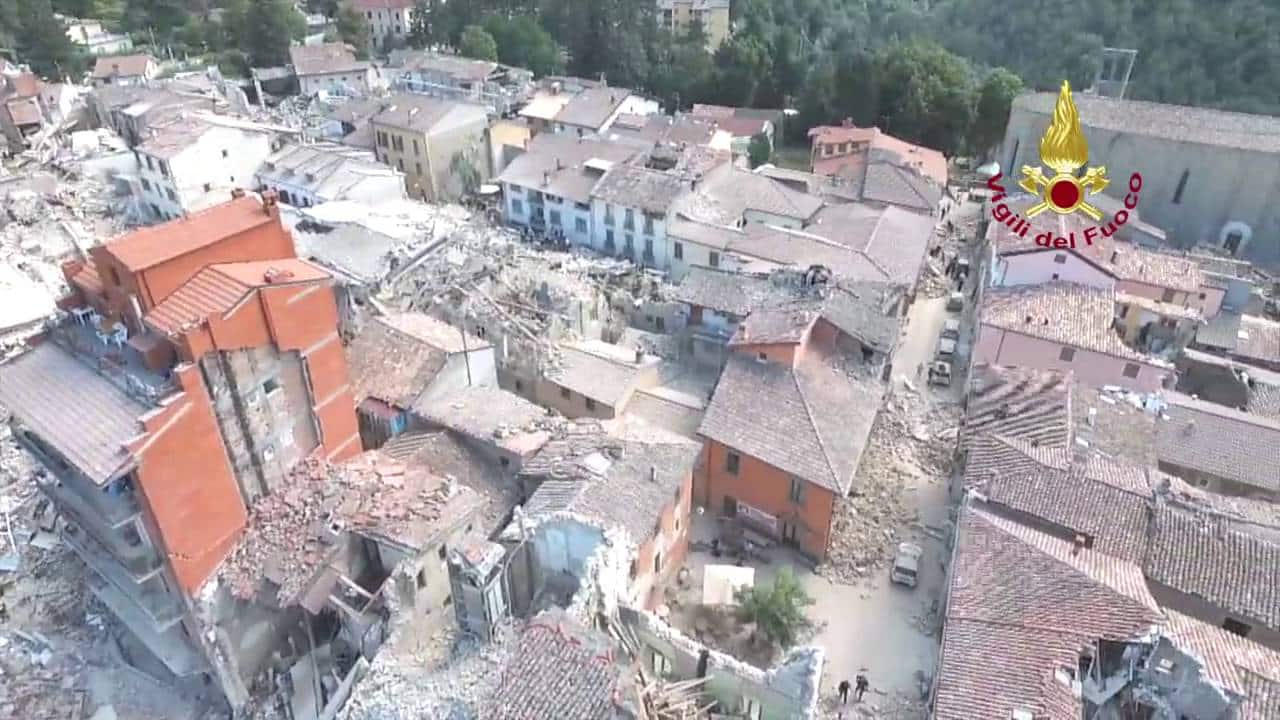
[3,0,1280,157]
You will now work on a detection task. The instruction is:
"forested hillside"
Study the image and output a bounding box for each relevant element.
[2,0,1278,156]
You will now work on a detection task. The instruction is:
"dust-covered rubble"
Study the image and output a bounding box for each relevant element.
[818,385,959,585]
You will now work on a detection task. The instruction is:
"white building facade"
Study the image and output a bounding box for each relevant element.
[133,122,275,221]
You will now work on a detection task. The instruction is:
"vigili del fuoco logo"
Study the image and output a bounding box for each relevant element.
[986,81,1144,249]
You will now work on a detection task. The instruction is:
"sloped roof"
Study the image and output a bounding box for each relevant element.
[553,86,633,130]
[372,94,484,133]
[1155,392,1280,492]
[258,142,401,202]
[104,195,282,272]
[1145,503,1280,631]
[344,314,457,408]
[144,259,328,337]
[497,133,639,204]
[289,43,367,76]
[809,125,948,186]
[1195,312,1280,366]
[699,351,882,493]
[981,282,1150,362]
[963,364,1074,452]
[0,343,143,484]
[547,341,654,407]
[590,164,689,214]
[934,504,1162,720]
[91,54,155,79]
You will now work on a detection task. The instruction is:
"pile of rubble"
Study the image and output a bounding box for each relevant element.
[340,622,518,720]
[820,387,959,585]
[918,199,982,299]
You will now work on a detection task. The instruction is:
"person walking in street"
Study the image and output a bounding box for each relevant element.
[855,674,869,702]
[838,679,851,704]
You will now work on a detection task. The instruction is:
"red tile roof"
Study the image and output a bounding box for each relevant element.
[104,195,279,272]
[809,124,948,186]
[144,259,328,336]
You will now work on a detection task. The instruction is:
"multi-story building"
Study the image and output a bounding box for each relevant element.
[290,43,378,97]
[389,49,533,115]
[550,85,660,137]
[0,71,45,153]
[256,141,406,207]
[656,0,731,51]
[370,94,489,201]
[64,16,134,55]
[132,114,287,221]
[0,192,359,707]
[90,54,158,87]
[1001,91,1280,264]
[349,0,414,51]
[808,120,948,188]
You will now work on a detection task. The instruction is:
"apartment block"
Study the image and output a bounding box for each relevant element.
[657,0,731,51]
[370,94,489,202]
[0,191,359,707]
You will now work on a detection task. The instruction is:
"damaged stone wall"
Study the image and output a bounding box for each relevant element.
[199,346,319,505]
[618,605,824,720]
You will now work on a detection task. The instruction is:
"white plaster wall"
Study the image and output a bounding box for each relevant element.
[974,325,1169,392]
[995,251,1116,289]
[168,126,274,215]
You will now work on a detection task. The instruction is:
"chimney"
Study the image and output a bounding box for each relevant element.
[262,188,279,217]
[649,466,657,483]
[1110,250,1119,263]
[542,170,551,187]
[231,187,246,199]
[842,117,853,128]
[1071,534,1087,555]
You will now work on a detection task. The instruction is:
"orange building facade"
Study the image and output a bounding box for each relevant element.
[0,191,358,694]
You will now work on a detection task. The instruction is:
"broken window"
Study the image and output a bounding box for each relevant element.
[624,208,635,230]
[262,377,280,395]
[726,451,740,475]
[655,317,665,332]
[1059,347,1076,362]
[709,251,720,268]
[789,476,805,504]
[141,178,151,192]
[1223,618,1252,637]
[511,198,523,215]
[514,379,524,392]
[575,217,587,234]
[673,242,683,260]
[1122,363,1140,378]
[651,650,672,677]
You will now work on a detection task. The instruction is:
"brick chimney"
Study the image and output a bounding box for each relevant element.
[262,189,280,218]
[230,187,246,199]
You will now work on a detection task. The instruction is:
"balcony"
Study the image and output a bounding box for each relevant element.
[46,314,176,406]
[31,464,140,532]
[61,522,182,630]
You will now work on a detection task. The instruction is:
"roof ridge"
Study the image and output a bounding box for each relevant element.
[791,359,840,490]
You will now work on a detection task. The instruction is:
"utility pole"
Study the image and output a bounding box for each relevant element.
[460,323,472,386]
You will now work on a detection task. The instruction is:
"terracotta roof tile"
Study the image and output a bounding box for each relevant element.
[104,195,283,272]
[980,281,1151,362]
[963,364,1074,452]
[1155,392,1280,492]
[144,259,327,337]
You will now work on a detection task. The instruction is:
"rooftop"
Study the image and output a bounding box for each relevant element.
[497,133,639,204]
[934,503,1162,720]
[103,194,283,272]
[379,429,519,536]
[389,49,499,81]
[980,282,1150,362]
[1013,91,1280,154]
[553,86,634,130]
[218,451,483,605]
[372,93,484,133]
[90,53,154,79]
[0,341,144,485]
[345,313,483,408]
[699,350,883,493]
[1195,312,1280,366]
[547,341,658,407]
[258,142,401,201]
[513,423,700,545]
[809,124,948,186]
[411,385,552,456]
[144,259,329,337]
[481,608,632,720]
[1145,503,1280,632]
[1155,391,1280,492]
[289,43,367,76]
[962,364,1073,453]
[590,164,689,215]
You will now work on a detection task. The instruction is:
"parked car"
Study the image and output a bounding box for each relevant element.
[891,542,924,587]
[942,318,961,340]
[937,337,957,358]
[928,360,952,387]
[946,291,965,312]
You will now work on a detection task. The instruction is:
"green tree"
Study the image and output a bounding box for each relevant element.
[708,33,770,106]
[734,568,813,649]
[243,0,301,67]
[458,24,497,62]
[408,0,435,48]
[970,67,1023,158]
[13,0,84,79]
[335,4,370,59]
[874,41,976,156]
[482,14,564,76]
[747,132,772,168]
[304,0,338,17]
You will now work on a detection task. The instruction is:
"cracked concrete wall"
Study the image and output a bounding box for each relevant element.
[200,346,319,505]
